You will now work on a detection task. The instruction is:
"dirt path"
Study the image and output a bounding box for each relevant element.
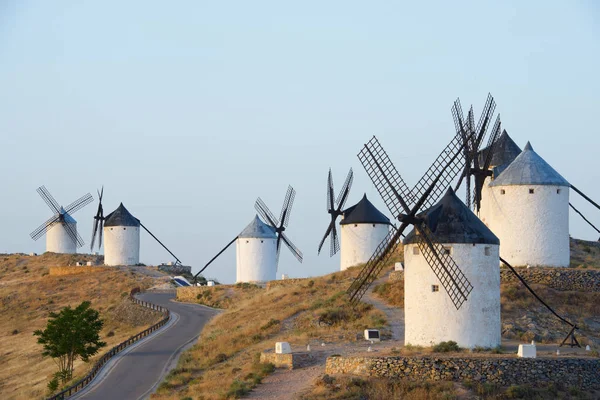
[363,275,405,342]
[247,274,405,399]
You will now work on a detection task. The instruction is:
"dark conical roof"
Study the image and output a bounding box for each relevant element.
[104,203,140,227]
[340,194,391,225]
[238,215,277,239]
[477,130,521,169]
[490,142,569,187]
[403,188,499,245]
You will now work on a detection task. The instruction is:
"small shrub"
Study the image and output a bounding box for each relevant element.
[11,329,18,335]
[505,384,534,398]
[107,331,115,337]
[226,379,251,398]
[307,280,315,288]
[47,375,59,392]
[214,353,228,363]
[121,291,128,298]
[432,341,460,353]
[231,367,241,373]
[251,333,263,343]
[260,319,280,331]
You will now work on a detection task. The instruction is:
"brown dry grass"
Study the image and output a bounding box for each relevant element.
[152,266,390,400]
[570,238,600,269]
[0,253,162,400]
[300,375,457,400]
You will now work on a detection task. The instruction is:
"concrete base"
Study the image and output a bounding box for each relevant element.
[518,344,537,358]
[260,350,313,369]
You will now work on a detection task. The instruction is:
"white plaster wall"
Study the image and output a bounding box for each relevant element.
[46,222,77,254]
[481,185,569,267]
[103,226,140,266]
[477,176,493,222]
[404,243,501,349]
[340,223,389,271]
[236,237,277,283]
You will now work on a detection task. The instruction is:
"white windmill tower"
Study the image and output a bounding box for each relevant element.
[483,142,570,267]
[192,185,303,284]
[476,129,521,223]
[403,188,501,348]
[30,186,93,254]
[90,187,182,267]
[317,168,392,271]
[236,215,278,282]
[102,203,141,266]
[339,195,391,271]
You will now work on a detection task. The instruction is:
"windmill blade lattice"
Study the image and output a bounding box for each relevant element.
[317,168,353,257]
[91,186,105,251]
[31,186,93,248]
[255,185,303,266]
[347,127,474,307]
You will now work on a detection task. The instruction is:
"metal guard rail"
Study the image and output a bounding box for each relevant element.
[47,296,170,400]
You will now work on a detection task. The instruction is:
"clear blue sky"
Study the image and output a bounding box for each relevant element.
[1,1,598,283]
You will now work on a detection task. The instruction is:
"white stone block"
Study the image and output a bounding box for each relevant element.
[395,262,404,271]
[275,342,292,354]
[281,274,288,280]
[86,261,93,266]
[364,329,381,342]
[517,344,536,358]
[207,281,215,287]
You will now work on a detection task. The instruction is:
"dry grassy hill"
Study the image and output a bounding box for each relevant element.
[0,253,165,400]
[158,241,600,400]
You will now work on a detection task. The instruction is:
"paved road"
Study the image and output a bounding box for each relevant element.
[75,292,218,400]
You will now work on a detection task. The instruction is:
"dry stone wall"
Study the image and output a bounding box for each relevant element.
[326,356,600,390]
[266,278,309,290]
[500,267,600,292]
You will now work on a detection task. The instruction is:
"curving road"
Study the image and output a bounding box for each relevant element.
[74,291,218,400]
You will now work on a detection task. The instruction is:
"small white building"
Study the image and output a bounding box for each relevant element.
[46,207,77,254]
[483,142,570,267]
[103,203,141,266]
[339,194,391,271]
[404,188,501,349]
[236,215,278,283]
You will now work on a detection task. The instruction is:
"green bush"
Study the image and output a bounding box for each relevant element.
[226,380,250,398]
[47,375,59,393]
[432,341,460,353]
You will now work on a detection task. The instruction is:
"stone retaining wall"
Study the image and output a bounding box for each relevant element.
[49,266,108,276]
[158,264,192,276]
[326,356,600,389]
[500,267,600,292]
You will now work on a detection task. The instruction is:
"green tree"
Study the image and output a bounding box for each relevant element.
[34,301,106,382]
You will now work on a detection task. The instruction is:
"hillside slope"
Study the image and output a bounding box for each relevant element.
[0,253,165,400]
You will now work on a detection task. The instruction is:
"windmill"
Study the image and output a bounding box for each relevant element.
[317,168,353,257]
[192,185,303,284]
[452,93,502,213]
[30,186,93,254]
[255,185,303,264]
[89,187,182,266]
[346,126,474,308]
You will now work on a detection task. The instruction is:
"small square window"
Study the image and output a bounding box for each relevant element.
[500,189,506,195]
[484,246,491,256]
[260,240,264,243]
[413,247,420,255]
[354,224,358,227]
[442,246,451,255]
[529,189,534,194]
[432,285,439,292]
[372,224,376,227]
[557,189,561,194]
[246,240,249,243]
